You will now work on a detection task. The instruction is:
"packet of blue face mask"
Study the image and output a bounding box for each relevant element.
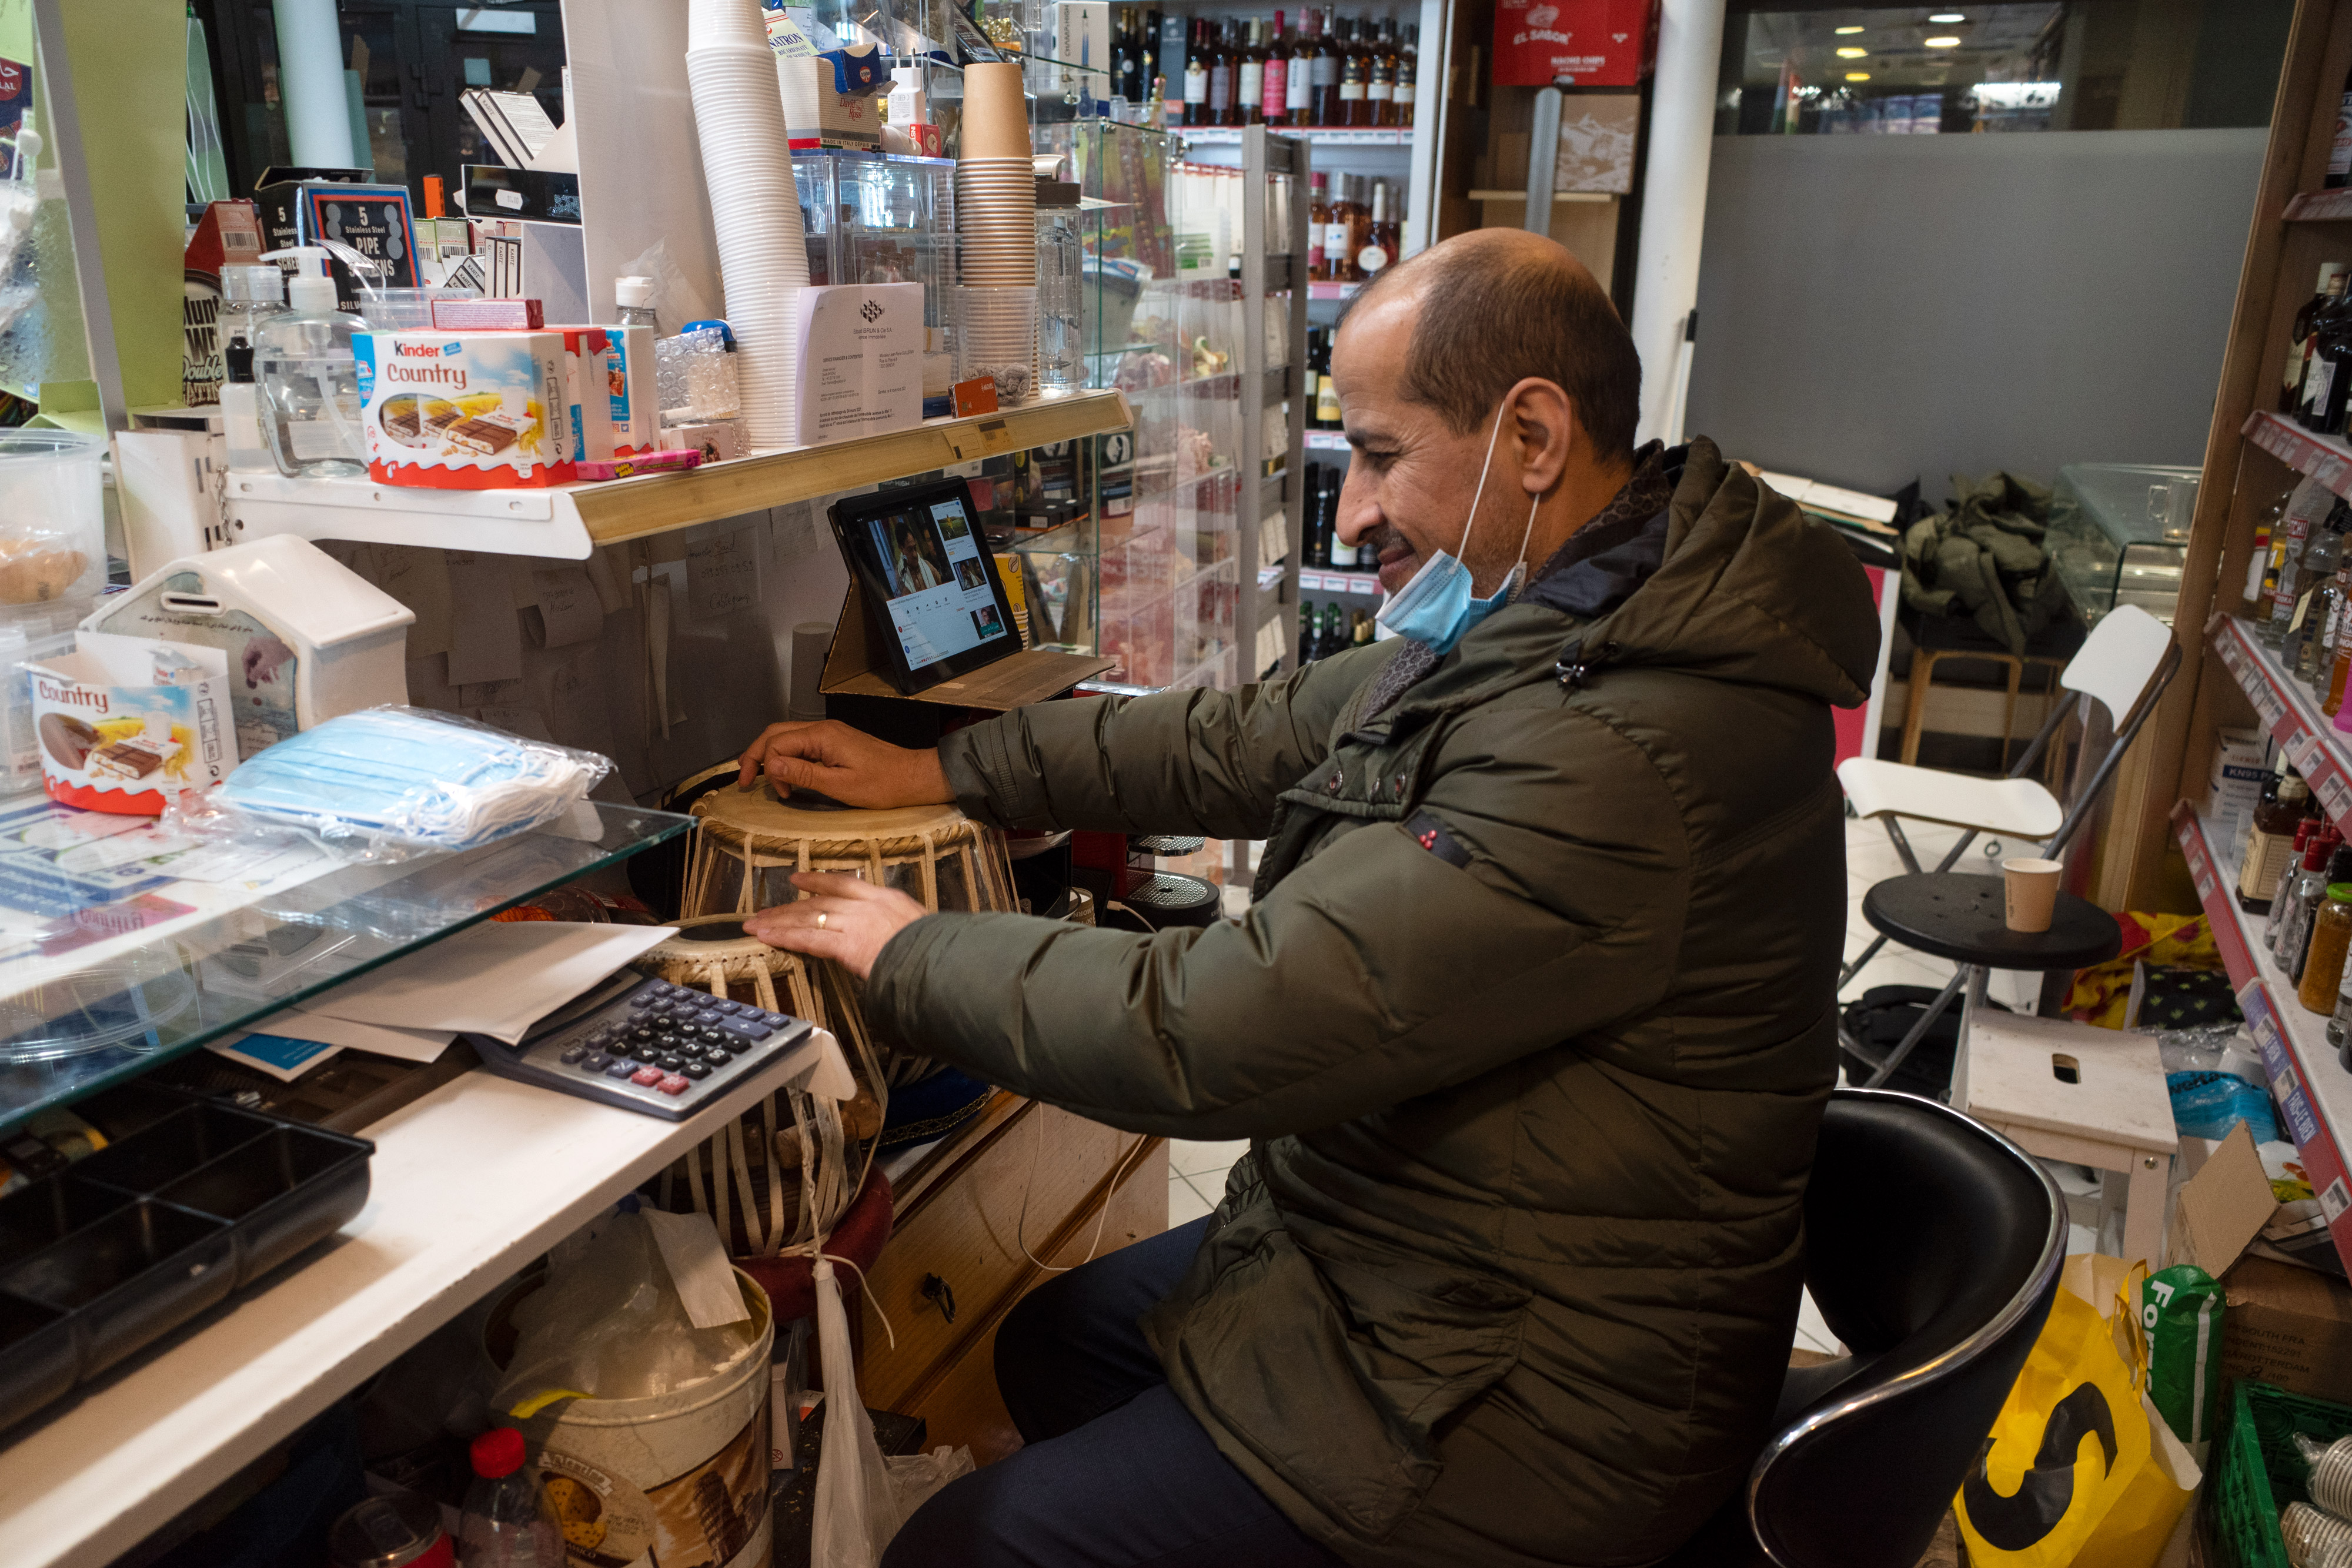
[188,706,612,860]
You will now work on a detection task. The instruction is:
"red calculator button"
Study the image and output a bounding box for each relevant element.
[658,1074,691,1095]
[630,1066,664,1086]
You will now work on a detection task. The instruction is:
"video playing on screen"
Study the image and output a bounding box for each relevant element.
[860,496,1007,670]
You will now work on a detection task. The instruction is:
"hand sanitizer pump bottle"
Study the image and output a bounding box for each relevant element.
[254,246,370,478]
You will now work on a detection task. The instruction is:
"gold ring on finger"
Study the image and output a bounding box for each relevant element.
[816,911,828,930]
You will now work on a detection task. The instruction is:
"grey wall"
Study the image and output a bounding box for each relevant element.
[1682,128,2266,504]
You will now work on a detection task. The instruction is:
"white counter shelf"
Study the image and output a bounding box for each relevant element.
[222,390,1137,559]
[0,1044,828,1568]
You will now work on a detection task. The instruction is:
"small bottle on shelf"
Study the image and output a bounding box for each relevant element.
[2301,881,2352,1012]
[2270,820,2324,954]
[2330,63,2352,189]
[2284,263,2349,414]
[1237,17,1265,126]
[1396,22,1418,128]
[2266,482,2340,646]
[1315,340,1344,427]
[1370,17,1400,126]
[1182,19,1211,124]
[1263,12,1290,125]
[2284,502,2351,675]
[1287,10,1317,125]
[2239,765,2315,914]
[1308,173,1332,280]
[1299,601,1320,664]
[1338,19,1370,125]
[1358,179,1398,279]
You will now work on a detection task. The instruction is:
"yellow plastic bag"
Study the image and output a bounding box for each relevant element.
[1956,1256,2200,1568]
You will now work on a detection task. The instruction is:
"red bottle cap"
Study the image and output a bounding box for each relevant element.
[470,1427,527,1480]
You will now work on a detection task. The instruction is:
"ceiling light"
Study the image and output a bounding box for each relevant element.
[1925,35,1962,46]
[1836,46,1867,56]
[1845,71,1870,81]
[1928,12,1966,21]
[1835,24,1865,33]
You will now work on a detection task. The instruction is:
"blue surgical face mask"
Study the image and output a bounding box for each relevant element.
[1373,406,1541,656]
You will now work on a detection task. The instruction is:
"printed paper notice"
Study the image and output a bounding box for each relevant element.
[793,283,922,447]
[529,566,604,646]
[445,551,525,686]
[687,528,759,618]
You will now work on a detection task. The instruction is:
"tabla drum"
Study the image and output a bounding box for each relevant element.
[680,780,1021,1088]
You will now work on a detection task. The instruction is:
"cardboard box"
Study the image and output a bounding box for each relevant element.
[2206,726,2267,847]
[1491,0,1658,88]
[352,330,573,488]
[2222,1255,2352,1406]
[1054,1,1114,102]
[28,633,237,815]
[547,326,617,464]
[252,169,420,308]
[603,323,657,455]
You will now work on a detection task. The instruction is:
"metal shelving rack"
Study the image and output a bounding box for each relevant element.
[1241,126,1311,681]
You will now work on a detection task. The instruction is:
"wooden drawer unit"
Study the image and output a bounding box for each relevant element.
[860,1095,1167,1447]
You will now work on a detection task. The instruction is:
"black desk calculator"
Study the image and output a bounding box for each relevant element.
[467,968,819,1121]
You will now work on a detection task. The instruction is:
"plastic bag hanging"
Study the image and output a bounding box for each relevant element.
[811,1255,904,1566]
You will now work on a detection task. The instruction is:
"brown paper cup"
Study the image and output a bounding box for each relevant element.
[960,62,1034,160]
[2003,858,2062,933]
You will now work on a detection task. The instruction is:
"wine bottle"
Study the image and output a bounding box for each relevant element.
[1208,20,1235,125]
[1308,173,1331,281]
[1311,8,1343,125]
[1359,179,1396,278]
[1263,12,1289,125]
[1286,9,1316,123]
[2287,263,2351,414]
[1396,22,1416,128]
[1338,19,1369,126]
[2331,64,2352,189]
[1238,18,1265,126]
[1181,18,1210,125]
[1370,17,1399,127]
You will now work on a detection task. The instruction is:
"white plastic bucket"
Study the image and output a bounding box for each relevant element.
[488,1267,776,1568]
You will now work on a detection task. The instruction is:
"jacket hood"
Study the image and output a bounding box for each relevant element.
[1471,437,1880,709]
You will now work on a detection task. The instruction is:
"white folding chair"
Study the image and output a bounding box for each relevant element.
[1835,604,2181,1086]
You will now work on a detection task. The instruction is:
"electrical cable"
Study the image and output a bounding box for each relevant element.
[1017,1104,1154,1274]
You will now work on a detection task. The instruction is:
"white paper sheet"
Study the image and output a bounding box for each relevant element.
[289,920,676,1043]
[251,1009,455,1063]
[643,1208,753,1327]
[687,528,759,619]
[529,566,606,646]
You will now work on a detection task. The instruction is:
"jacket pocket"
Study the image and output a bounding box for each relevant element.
[1166,1221,1529,1541]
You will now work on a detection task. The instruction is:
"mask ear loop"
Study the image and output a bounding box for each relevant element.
[1500,490,1541,597]
[1455,407,1512,558]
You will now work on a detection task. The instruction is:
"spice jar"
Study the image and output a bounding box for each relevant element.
[2301,882,2352,1014]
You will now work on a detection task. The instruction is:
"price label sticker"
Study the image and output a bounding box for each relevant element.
[2324,775,2352,820]
[945,418,1014,460]
[2290,728,2321,768]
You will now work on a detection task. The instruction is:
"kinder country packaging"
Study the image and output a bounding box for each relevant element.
[28,632,237,815]
[603,323,656,454]
[354,329,573,487]
[550,326,616,464]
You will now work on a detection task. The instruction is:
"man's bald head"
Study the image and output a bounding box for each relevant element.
[1339,229,1642,460]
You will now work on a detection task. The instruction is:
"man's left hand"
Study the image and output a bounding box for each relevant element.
[744,871,928,980]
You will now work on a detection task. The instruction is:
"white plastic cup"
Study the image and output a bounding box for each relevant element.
[2003,858,2063,934]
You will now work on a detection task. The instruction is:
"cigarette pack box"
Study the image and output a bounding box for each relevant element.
[28,633,237,815]
[353,329,573,487]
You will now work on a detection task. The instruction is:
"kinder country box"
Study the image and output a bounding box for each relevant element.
[28,632,237,815]
[353,329,573,487]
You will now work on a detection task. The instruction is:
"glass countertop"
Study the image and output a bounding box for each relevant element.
[0,796,692,1135]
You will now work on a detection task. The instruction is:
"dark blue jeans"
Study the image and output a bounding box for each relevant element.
[880,1216,1348,1567]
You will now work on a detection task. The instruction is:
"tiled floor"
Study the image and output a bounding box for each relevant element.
[1168,814,2053,1358]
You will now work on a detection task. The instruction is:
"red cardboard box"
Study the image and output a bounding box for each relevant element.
[1492,0,1658,88]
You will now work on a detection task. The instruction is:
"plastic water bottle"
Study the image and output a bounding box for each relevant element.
[458,1428,562,1567]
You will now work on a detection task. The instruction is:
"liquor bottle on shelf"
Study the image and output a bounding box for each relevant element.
[1180,19,1209,125]
[1315,346,1343,427]
[1329,513,1359,569]
[1299,602,1319,664]
[1308,173,1331,280]
[2239,765,2316,914]
[2302,278,2352,432]
[2305,542,2352,690]
[1370,17,1399,126]
[1263,12,1289,125]
[1287,10,1316,124]
[2274,824,2339,969]
[1114,8,1139,107]
[2287,263,2351,414]
[1311,8,1344,125]
[1359,179,1397,279]
[2331,63,2352,189]
[1237,18,1265,125]
[2283,499,2352,674]
[1396,22,1417,128]
[1207,20,1235,126]
[2266,479,2337,645]
[1317,467,1342,555]
[1309,483,1333,566]
[1338,19,1370,125]
[1324,176,1357,283]
[1344,175,1374,279]
[1351,609,1375,650]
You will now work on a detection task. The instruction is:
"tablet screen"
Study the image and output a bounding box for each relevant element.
[846,490,1009,671]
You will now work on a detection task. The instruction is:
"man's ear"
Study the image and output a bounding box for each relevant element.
[1508,377,1577,496]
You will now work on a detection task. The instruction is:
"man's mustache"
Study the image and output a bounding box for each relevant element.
[1358,522,1412,562]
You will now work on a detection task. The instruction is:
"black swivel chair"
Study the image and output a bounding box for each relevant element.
[1659,1088,2067,1568]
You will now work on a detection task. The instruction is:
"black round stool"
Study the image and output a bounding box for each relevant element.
[1855,873,2121,1095]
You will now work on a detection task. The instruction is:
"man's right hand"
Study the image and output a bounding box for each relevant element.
[734,720,955,808]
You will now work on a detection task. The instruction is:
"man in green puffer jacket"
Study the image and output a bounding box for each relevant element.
[741,229,1883,1567]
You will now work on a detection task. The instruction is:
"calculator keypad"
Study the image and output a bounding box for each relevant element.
[513,977,804,1113]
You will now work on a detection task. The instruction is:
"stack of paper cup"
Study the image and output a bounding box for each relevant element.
[954,62,1037,398]
[686,0,810,448]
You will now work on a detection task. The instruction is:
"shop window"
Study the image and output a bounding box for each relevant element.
[1715,0,2293,135]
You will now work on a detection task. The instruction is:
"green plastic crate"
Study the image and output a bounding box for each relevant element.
[2208,1380,2352,1568]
